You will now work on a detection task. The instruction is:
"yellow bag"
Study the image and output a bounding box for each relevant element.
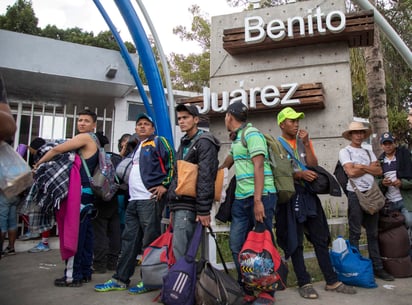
[175,160,224,202]
[175,160,198,198]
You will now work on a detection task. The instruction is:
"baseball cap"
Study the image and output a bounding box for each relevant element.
[136,113,154,125]
[277,107,305,125]
[226,101,248,121]
[380,132,395,144]
[176,103,200,117]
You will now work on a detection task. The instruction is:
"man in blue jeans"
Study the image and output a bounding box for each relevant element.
[220,101,276,305]
[167,104,220,260]
[94,113,175,294]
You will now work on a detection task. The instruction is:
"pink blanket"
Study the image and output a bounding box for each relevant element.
[56,154,81,260]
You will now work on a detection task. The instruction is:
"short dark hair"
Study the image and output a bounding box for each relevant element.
[78,109,97,122]
[118,133,131,152]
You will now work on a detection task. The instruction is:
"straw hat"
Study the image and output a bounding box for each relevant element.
[342,121,372,141]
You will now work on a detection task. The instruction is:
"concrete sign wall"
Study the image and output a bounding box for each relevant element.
[209,0,353,181]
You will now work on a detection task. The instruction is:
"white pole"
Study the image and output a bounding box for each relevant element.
[354,0,412,69]
[135,0,176,142]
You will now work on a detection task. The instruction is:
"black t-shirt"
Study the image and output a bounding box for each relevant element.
[0,74,7,104]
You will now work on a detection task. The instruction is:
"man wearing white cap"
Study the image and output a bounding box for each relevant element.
[339,122,394,281]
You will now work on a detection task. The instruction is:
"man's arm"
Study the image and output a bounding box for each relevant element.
[0,104,16,142]
[35,133,93,168]
[252,154,265,223]
[220,154,234,169]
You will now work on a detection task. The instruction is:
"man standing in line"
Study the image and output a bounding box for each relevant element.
[220,101,277,305]
[339,121,394,281]
[167,104,220,260]
[95,113,175,294]
[34,109,102,287]
[0,73,18,258]
[407,109,412,129]
[276,107,356,299]
[377,132,412,230]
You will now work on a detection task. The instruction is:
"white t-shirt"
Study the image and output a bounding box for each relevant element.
[382,155,402,202]
[339,145,377,192]
[128,140,152,200]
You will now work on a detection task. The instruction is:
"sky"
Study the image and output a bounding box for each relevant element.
[0,0,243,55]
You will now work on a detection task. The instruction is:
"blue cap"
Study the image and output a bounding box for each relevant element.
[136,113,154,125]
[380,132,395,144]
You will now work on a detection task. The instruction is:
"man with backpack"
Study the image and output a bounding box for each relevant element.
[275,107,356,299]
[34,109,103,287]
[167,104,220,260]
[220,101,277,305]
[94,113,176,294]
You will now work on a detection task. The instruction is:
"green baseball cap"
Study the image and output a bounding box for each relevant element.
[277,107,304,125]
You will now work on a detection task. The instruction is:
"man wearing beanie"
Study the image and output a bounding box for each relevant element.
[220,101,276,305]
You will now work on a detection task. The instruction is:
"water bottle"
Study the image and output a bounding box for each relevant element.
[332,236,347,253]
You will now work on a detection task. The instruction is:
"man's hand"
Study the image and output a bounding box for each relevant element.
[196,215,211,227]
[254,198,265,223]
[148,185,167,201]
[299,170,318,182]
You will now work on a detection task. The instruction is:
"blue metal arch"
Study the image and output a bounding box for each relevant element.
[94,0,174,145]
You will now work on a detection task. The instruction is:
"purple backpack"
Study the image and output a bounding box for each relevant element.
[161,222,202,305]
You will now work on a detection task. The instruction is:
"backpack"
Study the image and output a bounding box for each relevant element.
[241,127,295,204]
[161,222,203,305]
[333,160,348,196]
[239,223,282,293]
[140,224,176,289]
[81,133,119,201]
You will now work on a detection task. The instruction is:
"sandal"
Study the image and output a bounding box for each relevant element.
[298,283,319,299]
[325,282,356,294]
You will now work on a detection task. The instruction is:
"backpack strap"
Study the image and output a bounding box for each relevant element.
[278,137,308,171]
[240,125,250,148]
[186,222,203,259]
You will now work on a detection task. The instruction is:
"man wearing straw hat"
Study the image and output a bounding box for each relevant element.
[339,121,394,281]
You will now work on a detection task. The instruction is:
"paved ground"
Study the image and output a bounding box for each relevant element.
[1,238,412,305]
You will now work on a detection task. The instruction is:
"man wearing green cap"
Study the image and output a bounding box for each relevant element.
[275,107,356,299]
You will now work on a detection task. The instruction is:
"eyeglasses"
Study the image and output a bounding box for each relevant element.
[409,113,412,116]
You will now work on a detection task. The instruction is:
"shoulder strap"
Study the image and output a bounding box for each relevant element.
[186,222,203,259]
[207,226,229,274]
[278,137,307,170]
[240,125,251,147]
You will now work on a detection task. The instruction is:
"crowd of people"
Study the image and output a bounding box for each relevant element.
[2,71,412,305]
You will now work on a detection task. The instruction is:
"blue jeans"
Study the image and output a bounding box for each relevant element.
[114,198,161,285]
[348,191,383,270]
[0,193,18,232]
[229,193,276,290]
[172,209,197,261]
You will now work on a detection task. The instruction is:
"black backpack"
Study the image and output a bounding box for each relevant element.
[333,160,348,196]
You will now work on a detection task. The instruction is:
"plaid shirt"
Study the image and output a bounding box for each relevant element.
[24,143,75,231]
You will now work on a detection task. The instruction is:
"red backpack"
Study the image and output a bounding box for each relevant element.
[239,223,283,292]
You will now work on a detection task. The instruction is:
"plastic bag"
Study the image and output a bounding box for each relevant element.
[0,141,33,198]
[330,239,377,288]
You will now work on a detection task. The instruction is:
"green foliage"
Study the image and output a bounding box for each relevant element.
[169,5,211,91]
[0,0,136,53]
[0,0,39,35]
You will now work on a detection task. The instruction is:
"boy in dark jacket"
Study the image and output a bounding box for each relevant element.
[168,104,220,260]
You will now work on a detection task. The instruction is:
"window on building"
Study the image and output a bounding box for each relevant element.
[128,103,146,121]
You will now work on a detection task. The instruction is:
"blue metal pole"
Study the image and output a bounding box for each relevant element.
[114,0,174,145]
[92,0,156,124]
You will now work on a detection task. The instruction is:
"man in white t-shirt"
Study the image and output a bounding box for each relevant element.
[95,113,175,294]
[339,121,394,281]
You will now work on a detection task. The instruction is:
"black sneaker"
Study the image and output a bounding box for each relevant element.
[2,247,16,256]
[374,269,394,281]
